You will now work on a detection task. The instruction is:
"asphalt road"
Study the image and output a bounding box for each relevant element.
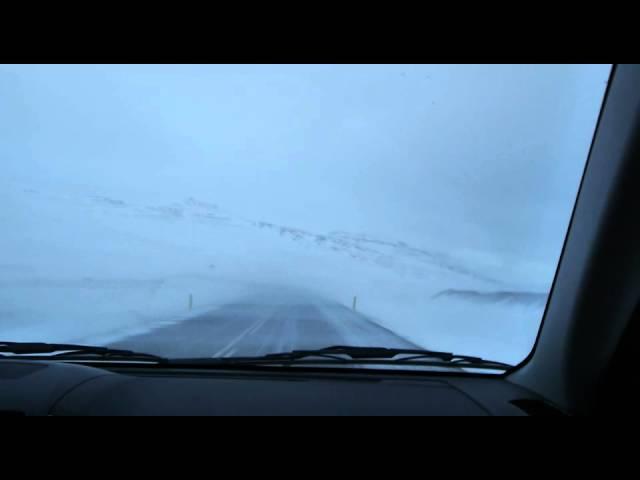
[108,292,419,359]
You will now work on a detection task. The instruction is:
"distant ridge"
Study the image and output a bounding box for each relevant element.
[432,289,547,307]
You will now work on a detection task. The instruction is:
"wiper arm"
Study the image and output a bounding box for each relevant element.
[0,341,165,362]
[174,345,512,371]
[174,345,448,365]
[264,345,455,361]
[263,345,512,369]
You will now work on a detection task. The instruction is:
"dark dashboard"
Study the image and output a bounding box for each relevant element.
[0,360,564,416]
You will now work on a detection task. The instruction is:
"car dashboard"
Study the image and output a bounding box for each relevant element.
[0,359,565,416]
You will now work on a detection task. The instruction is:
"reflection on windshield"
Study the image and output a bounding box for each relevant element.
[0,64,610,367]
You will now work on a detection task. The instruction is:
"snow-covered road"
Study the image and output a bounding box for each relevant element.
[108,290,419,358]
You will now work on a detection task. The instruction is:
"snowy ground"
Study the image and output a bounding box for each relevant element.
[0,180,548,365]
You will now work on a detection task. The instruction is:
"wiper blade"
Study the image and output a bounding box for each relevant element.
[0,341,165,362]
[174,345,512,371]
[265,345,455,361]
[263,345,512,369]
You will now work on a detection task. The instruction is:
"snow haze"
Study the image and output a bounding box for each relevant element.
[0,64,610,365]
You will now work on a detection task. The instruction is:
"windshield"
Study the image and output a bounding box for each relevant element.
[0,64,610,370]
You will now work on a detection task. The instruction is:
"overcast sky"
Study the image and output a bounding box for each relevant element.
[0,64,610,268]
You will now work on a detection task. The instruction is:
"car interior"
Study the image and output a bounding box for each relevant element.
[1,63,637,416]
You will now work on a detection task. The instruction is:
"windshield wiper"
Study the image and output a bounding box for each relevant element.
[174,345,512,371]
[0,342,511,371]
[0,341,165,363]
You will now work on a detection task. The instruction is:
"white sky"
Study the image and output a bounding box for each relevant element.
[0,64,610,269]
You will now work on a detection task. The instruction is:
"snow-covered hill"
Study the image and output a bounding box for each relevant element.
[0,180,548,364]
